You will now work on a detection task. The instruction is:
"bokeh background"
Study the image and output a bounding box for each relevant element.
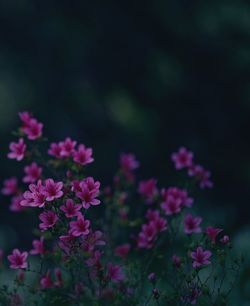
[0,0,250,302]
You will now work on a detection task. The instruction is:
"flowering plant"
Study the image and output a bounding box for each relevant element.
[0,112,241,306]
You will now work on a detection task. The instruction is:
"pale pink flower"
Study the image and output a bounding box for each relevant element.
[8,249,28,269]
[69,213,90,237]
[73,144,94,165]
[59,137,77,157]
[23,162,42,183]
[43,178,63,201]
[107,263,125,283]
[171,147,193,170]
[30,237,45,255]
[8,138,26,161]
[184,214,202,234]
[206,227,223,244]
[75,177,100,209]
[40,270,53,289]
[1,177,18,195]
[138,178,158,203]
[10,195,25,212]
[115,244,131,259]
[21,180,46,207]
[39,210,58,231]
[48,142,62,158]
[191,247,212,268]
[60,199,81,218]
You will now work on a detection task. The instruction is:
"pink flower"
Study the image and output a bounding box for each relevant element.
[85,250,102,267]
[23,162,42,183]
[8,138,26,161]
[184,214,202,234]
[8,249,28,269]
[188,164,213,189]
[137,223,157,249]
[171,147,193,170]
[43,179,63,201]
[115,244,131,259]
[220,235,230,244]
[107,263,125,283]
[206,227,223,244]
[138,178,158,203]
[39,210,58,231]
[48,142,62,158]
[146,209,160,221]
[21,180,46,207]
[172,255,181,268]
[120,153,139,172]
[75,177,100,209]
[60,199,81,218]
[161,187,193,209]
[82,230,106,253]
[191,247,212,268]
[69,213,90,237]
[1,177,18,195]
[73,144,94,166]
[161,195,182,215]
[30,237,45,255]
[19,111,43,140]
[10,195,26,212]
[59,137,77,157]
[40,270,53,289]
[54,268,63,287]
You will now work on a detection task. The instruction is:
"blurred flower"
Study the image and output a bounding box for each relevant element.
[191,247,212,268]
[8,249,28,269]
[171,147,193,170]
[1,177,18,195]
[184,214,202,234]
[206,227,223,244]
[39,210,58,231]
[73,144,94,166]
[8,138,26,161]
[23,162,42,183]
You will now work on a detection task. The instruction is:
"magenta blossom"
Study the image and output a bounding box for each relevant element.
[48,142,62,158]
[39,210,58,231]
[23,162,42,183]
[138,178,158,204]
[171,147,194,170]
[73,144,94,166]
[172,255,181,268]
[1,177,18,195]
[8,138,26,161]
[10,195,26,212]
[43,179,64,201]
[115,244,131,260]
[69,213,90,237]
[107,263,125,283]
[184,214,202,234]
[75,177,100,209]
[40,271,53,289]
[59,137,77,157]
[21,180,46,208]
[206,227,223,244]
[82,230,106,253]
[188,164,213,189]
[19,111,43,140]
[161,187,193,210]
[8,249,28,269]
[191,247,212,268]
[60,199,81,218]
[120,153,139,172]
[30,237,45,255]
[161,196,182,215]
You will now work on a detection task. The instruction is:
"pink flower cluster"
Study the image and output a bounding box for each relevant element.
[161,187,193,215]
[171,147,213,189]
[137,209,167,249]
[48,138,94,166]
[19,111,43,140]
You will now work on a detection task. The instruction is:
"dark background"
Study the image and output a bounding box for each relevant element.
[0,0,250,246]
